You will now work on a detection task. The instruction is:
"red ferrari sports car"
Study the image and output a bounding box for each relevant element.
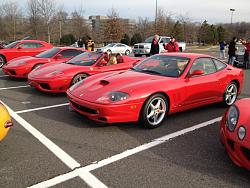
[220,98,250,170]
[67,53,244,128]
[0,40,53,68]
[28,52,141,93]
[2,47,84,78]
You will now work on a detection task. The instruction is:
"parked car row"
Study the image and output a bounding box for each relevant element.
[1,39,249,172]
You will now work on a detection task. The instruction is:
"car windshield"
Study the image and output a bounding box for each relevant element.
[4,41,20,49]
[35,48,61,58]
[106,43,116,47]
[144,36,154,43]
[133,55,190,77]
[66,52,102,66]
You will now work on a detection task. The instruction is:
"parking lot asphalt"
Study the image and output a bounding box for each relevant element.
[0,49,250,188]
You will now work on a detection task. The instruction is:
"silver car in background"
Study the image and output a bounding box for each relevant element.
[96,43,132,55]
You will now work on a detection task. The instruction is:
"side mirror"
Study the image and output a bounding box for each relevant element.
[17,46,22,50]
[189,69,205,78]
[54,54,63,59]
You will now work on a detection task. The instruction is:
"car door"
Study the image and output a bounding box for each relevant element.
[15,42,45,58]
[182,57,220,108]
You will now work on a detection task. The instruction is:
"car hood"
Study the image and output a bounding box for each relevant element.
[4,56,50,68]
[29,63,91,78]
[70,70,175,102]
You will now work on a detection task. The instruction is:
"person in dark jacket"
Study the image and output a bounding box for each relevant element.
[228,37,238,66]
[240,38,250,69]
[150,35,160,55]
[77,38,83,48]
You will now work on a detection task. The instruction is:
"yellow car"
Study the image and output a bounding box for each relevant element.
[0,102,13,141]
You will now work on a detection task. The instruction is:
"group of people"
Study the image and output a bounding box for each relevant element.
[101,52,123,66]
[150,34,180,56]
[220,37,250,69]
[77,37,95,51]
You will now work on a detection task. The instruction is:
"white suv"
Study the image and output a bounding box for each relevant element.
[133,36,186,57]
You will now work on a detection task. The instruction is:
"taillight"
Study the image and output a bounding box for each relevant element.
[4,120,13,128]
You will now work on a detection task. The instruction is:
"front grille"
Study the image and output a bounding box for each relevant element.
[71,100,98,114]
[9,70,16,75]
[139,45,144,49]
[241,147,250,161]
[227,139,235,151]
[40,83,51,90]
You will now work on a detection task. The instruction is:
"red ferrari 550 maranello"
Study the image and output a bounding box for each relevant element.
[67,53,244,128]
[220,98,250,170]
[2,47,84,78]
[0,40,53,68]
[28,52,141,93]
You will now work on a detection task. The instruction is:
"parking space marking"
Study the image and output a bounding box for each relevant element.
[0,75,9,78]
[0,85,30,90]
[1,100,107,188]
[30,117,222,187]
[16,103,69,114]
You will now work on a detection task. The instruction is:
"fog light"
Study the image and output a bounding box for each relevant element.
[238,126,246,140]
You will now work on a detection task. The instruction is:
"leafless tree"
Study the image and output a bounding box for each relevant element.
[136,17,154,40]
[27,0,41,39]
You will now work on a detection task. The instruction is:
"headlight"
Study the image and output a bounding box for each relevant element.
[46,70,64,77]
[96,91,130,103]
[226,105,239,132]
[238,126,246,140]
[17,61,26,66]
[69,80,83,91]
[145,46,150,49]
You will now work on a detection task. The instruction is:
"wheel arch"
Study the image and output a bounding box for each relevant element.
[70,72,90,86]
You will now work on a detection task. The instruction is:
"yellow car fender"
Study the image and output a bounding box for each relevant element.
[0,103,13,141]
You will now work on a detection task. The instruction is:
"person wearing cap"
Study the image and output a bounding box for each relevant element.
[164,37,180,52]
[240,38,250,69]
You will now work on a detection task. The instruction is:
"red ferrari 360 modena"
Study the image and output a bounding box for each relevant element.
[67,53,244,128]
[0,40,53,68]
[28,52,141,93]
[2,47,84,78]
[220,98,250,170]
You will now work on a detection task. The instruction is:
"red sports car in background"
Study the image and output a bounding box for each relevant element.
[28,52,141,93]
[2,47,84,78]
[220,98,250,170]
[67,53,244,128]
[0,40,53,68]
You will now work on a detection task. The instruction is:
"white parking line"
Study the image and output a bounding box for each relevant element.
[1,101,108,188]
[0,75,9,78]
[16,103,69,114]
[30,117,222,187]
[0,85,30,90]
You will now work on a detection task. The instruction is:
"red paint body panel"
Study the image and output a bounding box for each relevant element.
[220,98,250,170]
[0,40,53,62]
[28,52,141,93]
[67,53,244,124]
[2,47,84,78]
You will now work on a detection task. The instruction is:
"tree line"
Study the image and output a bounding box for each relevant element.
[0,0,250,45]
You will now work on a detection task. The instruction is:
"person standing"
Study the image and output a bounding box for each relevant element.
[228,37,238,66]
[240,38,250,69]
[77,38,83,48]
[150,35,160,56]
[219,41,227,59]
[87,37,94,51]
[164,37,180,52]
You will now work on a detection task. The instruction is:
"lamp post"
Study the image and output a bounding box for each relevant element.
[230,8,235,24]
[155,0,158,32]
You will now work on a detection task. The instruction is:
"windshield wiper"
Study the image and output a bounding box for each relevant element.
[140,69,162,75]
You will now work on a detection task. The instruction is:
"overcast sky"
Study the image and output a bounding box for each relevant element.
[17,0,250,23]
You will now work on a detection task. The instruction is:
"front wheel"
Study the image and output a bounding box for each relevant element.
[0,55,6,68]
[71,73,88,86]
[223,82,238,106]
[140,94,168,129]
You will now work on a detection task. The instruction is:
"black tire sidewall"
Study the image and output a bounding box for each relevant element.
[0,55,6,68]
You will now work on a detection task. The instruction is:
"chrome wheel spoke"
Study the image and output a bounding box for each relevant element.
[147,110,154,118]
[155,100,161,109]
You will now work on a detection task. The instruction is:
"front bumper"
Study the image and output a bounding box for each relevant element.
[67,91,143,123]
[220,117,250,170]
[133,49,150,55]
[2,66,32,78]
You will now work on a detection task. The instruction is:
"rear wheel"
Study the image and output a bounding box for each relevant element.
[0,55,6,68]
[140,94,168,129]
[71,73,89,86]
[223,82,238,106]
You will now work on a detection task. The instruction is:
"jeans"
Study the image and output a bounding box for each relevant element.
[220,50,226,59]
[228,55,236,66]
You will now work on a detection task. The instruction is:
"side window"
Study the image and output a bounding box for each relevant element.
[116,44,125,47]
[19,42,43,49]
[213,59,227,71]
[160,37,170,44]
[190,58,216,75]
[59,49,83,58]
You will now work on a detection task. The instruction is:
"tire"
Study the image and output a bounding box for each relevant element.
[32,64,43,70]
[71,73,89,86]
[222,82,238,106]
[0,55,6,68]
[134,54,142,57]
[140,94,168,129]
[125,50,130,55]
